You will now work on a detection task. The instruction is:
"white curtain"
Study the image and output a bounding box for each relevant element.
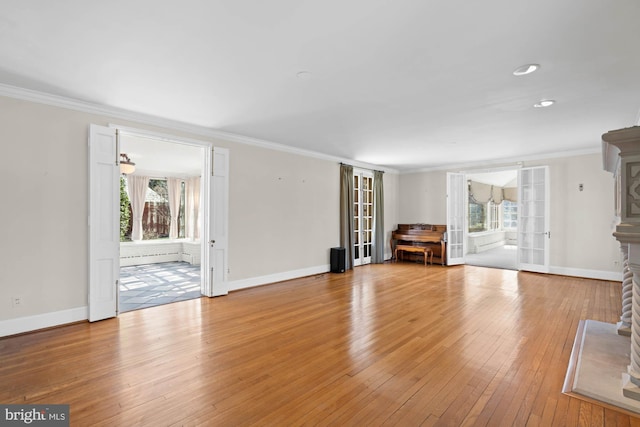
[185,177,201,240]
[128,175,149,241]
[167,178,182,239]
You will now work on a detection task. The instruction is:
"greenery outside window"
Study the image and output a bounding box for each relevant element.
[469,199,506,233]
[468,198,486,232]
[146,179,186,239]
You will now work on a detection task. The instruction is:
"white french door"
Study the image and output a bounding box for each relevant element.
[203,146,229,297]
[446,172,466,265]
[88,125,120,321]
[518,166,550,273]
[353,170,373,266]
[89,125,230,320]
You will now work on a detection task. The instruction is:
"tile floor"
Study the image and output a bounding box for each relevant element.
[119,262,201,313]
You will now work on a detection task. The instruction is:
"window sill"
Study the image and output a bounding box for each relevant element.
[468,230,502,236]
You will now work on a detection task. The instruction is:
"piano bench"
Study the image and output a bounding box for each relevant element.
[395,245,433,266]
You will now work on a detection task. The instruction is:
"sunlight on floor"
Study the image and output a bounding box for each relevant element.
[119,262,201,312]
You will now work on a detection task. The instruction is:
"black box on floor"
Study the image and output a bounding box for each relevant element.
[330,247,346,273]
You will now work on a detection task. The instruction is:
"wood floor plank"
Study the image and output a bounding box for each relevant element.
[0,264,636,426]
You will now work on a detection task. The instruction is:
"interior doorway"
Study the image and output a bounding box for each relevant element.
[447,166,549,273]
[118,133,205,312]
[89,124,230,322]
[464,169,518,270]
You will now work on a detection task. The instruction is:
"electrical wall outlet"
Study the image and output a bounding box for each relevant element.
[12,296,22,308]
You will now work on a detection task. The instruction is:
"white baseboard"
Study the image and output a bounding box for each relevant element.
[549,266,623,282]
[228,264,331,292]
[0,306,88,338]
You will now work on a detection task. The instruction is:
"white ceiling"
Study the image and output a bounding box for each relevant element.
[467,170,517,188]
[2,1,639,171]
[120,134,203,177]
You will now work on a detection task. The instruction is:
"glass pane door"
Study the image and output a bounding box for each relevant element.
[354,172,373,266]
[518,166,549,273]
[446,172,465,265]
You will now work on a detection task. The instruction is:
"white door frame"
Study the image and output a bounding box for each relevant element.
[449,166,546,271]
[88,124,230,319]
[112,125,230,298]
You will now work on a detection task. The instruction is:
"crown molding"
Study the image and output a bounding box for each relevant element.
[0,83,399,174]
[401,147,602,174]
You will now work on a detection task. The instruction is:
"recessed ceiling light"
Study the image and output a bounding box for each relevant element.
[534,99,555,108]
[513,64,540,76]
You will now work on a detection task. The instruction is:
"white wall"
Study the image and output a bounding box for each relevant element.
[536,154,620,275]
[226,141,339,281]
[399,171,447,224]
[0,95,397,331]
[399,154,621,277]
[1,97,93,324]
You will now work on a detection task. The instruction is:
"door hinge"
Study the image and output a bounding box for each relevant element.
[115,129,120,166]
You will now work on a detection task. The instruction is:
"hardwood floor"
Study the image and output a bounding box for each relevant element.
[1,264,638,426]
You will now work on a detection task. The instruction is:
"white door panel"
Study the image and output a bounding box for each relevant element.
[203,146,229,297]
[88,124,119,321]
[447,172,465,265]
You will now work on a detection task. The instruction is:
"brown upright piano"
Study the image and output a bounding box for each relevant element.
[391,224,447,265]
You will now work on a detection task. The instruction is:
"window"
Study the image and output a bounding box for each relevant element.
[488,202,499,230]
[468,198,502,233]
[124,178,186,240]
[468,198,486,232]
[502,200,518,229]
